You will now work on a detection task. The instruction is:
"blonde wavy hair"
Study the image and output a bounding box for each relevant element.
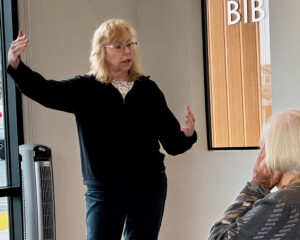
[262,109,300,173]
[89,19,142,84]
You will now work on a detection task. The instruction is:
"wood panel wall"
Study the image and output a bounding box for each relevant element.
[206,0,272,148]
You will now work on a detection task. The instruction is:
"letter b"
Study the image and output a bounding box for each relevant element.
[251,0,265,23]
[227,1,241,25]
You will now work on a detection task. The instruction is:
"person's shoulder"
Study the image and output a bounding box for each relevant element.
[66,74,108,91]
[136,75,151,83]
[68,74,100,85]
[72,74,95,81]
[267,184,300,209]
[136,75,159,89]
[252,191,293,215]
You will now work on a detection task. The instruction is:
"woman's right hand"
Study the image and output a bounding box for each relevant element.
[8,30,29,69]
[251,144,282,190]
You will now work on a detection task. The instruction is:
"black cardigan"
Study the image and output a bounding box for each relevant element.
[8,62,197,186]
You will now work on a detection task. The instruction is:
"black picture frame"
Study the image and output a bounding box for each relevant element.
[201,0,259,151]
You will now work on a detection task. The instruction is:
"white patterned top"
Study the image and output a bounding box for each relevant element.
[111,80,134,99]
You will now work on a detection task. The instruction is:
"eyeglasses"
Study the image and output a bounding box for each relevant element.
[105,41,138,52]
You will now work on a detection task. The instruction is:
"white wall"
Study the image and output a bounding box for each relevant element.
[269,1,300,113]
[16,0,299,239]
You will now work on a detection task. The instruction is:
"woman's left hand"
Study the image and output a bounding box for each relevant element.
[181,106,195,137]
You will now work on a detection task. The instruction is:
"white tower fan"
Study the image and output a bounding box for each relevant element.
[19,144,56,240]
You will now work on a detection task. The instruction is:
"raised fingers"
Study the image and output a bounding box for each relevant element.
[12,31,28,46]
[11,40,28,51]
[186,107,195,122]
[185,115,194,127]
[185,107,195,125]
[185,117,193,127]
[12,36,28,47]
[11,41,28,55]
[11,31,28,53]
[14,46,27,56]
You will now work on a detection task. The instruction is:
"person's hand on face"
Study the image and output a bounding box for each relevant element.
[181,106,195,137]
[8,30,29,69]
[251,144,282,190]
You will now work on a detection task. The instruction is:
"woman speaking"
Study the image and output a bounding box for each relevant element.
[7,19,197,240]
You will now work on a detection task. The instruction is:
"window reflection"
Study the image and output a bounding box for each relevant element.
[0,197,9,239]
[0,36,6,188]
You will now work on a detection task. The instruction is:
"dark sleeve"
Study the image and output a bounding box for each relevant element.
[152,81,197,155]
[208,182,298,240]
[7,61,82,113]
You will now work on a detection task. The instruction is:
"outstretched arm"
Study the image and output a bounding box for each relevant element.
[7,30,83,113]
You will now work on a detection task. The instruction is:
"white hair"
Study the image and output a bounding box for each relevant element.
[262,109,300,173]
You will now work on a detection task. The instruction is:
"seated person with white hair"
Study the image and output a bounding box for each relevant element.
[209,109,300,240]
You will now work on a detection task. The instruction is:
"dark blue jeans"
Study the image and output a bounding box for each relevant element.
[85,172,167,240]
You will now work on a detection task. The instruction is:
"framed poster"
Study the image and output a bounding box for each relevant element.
[202,0,272,149]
